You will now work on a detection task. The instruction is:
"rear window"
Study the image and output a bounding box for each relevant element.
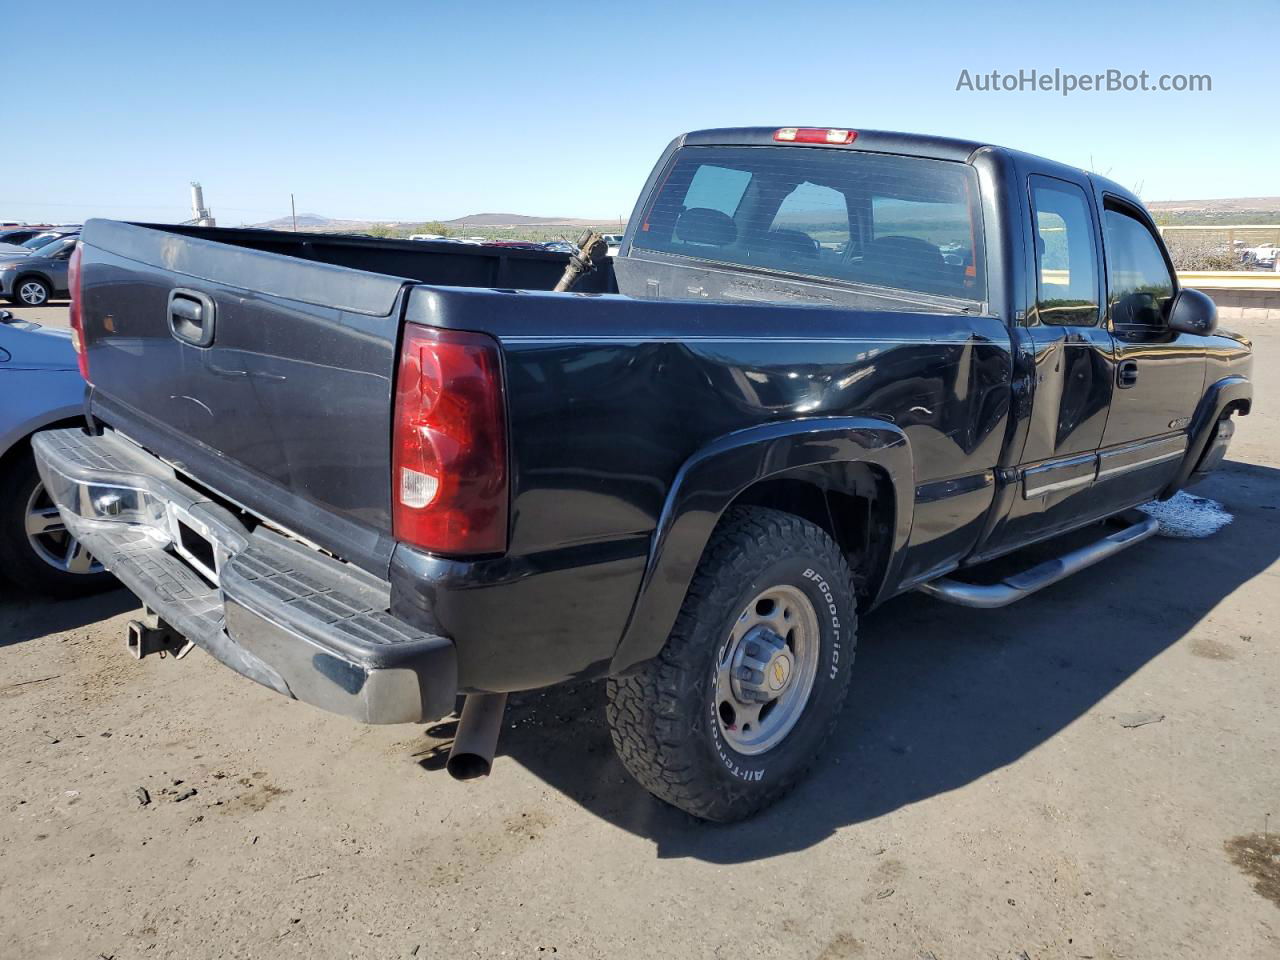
[635,145,984,301]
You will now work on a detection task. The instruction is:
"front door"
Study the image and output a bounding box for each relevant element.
[1094,201,1206,502]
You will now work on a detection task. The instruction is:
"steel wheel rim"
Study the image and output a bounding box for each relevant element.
[19,281,47,305]
[714,584,820,755]
[25,481,101,575]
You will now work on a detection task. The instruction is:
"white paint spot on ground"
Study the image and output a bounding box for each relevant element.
[1138,491,1234,539]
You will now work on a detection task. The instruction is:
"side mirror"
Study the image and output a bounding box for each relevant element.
[1168,287,1217,336]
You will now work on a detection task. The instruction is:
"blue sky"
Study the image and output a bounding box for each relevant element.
[5,0,1273,226]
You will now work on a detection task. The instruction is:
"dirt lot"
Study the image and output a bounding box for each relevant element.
[2,317,1278,960]
[4,300,70,328]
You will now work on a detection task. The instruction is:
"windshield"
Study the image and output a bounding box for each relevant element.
[635,145,985,301]
[21,232,64,250]
[39,237,77,258]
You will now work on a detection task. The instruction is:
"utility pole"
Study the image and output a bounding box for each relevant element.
[291,193,298,232]
[189,182,215,227]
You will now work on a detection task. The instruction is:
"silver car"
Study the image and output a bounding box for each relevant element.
[0,310,111,594]
[0,235,78,306]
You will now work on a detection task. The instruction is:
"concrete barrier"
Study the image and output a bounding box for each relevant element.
[1179,272,1280,322]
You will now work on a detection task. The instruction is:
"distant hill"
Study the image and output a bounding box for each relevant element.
[251,213,343,230]
[441,213,608,227]
[1147,197,1280,214]
[248,212,619,234]
[1147,197,1280,226]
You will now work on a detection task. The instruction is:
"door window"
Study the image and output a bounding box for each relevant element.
[1030,176,1100,325]
[1103,206,1176,337]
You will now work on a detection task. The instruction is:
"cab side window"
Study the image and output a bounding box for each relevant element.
[1103,206,1176,338]
[1030,176,1100,325]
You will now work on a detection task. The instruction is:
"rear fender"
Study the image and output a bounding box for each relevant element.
[609,417,912,674]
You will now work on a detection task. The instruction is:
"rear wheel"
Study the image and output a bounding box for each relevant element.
[607,506,856,821]
[14,277,51,307]
[0,448,114,596]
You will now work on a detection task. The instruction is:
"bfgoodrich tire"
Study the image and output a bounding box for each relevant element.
[607,506,857,822]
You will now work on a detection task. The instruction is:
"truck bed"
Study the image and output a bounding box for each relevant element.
[148,222,617,294]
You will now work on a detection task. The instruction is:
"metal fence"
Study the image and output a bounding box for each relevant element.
[1158,224,1280,272]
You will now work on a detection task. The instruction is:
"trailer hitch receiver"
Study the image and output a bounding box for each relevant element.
[126,610,194,660]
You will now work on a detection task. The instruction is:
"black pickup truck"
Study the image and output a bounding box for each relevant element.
[34,126,1251,821]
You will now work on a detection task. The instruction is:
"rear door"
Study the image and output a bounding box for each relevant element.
[1094,199,1205,500]
[979,170,1115,555]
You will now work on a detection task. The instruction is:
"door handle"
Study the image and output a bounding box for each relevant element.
[167,289,216,347]
[1117,359,1139,389]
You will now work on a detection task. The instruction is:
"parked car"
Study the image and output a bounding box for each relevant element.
[0,226,53,247]
[0,225,80,257]
[1,235,78,305]
[34,126,1251,821]
[0,311,111,594]
[0,236,75,266]
[1241,243,1278,269]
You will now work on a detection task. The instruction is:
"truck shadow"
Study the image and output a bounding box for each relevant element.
[0,583,135,648]
[492,460,1280,861]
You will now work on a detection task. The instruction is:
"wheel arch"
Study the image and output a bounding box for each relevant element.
[728,462,897,601]
[1161,374,1252,499]
[609,417,913,675]
[0,412,84,474]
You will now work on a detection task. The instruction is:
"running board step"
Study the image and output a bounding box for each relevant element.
[916,514,1160,609]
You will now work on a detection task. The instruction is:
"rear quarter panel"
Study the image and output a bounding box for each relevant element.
[395,286,1013,690]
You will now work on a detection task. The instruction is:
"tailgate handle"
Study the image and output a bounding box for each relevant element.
[167,289,216,347]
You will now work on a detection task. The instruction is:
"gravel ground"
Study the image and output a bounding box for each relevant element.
[1,318,1277,960]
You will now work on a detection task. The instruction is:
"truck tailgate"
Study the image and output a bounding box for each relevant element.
[79,219,408,575]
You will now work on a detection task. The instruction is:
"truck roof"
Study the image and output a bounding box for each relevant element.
[681,126,988,162]
[679,127,1147,214]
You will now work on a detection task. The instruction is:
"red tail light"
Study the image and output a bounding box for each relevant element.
[67,243,90,383]
[392,325,508,556]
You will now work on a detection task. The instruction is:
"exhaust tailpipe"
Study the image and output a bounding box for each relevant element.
[446,693,508,780]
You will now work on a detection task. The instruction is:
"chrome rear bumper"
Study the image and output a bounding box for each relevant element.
[32,427,456,724]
